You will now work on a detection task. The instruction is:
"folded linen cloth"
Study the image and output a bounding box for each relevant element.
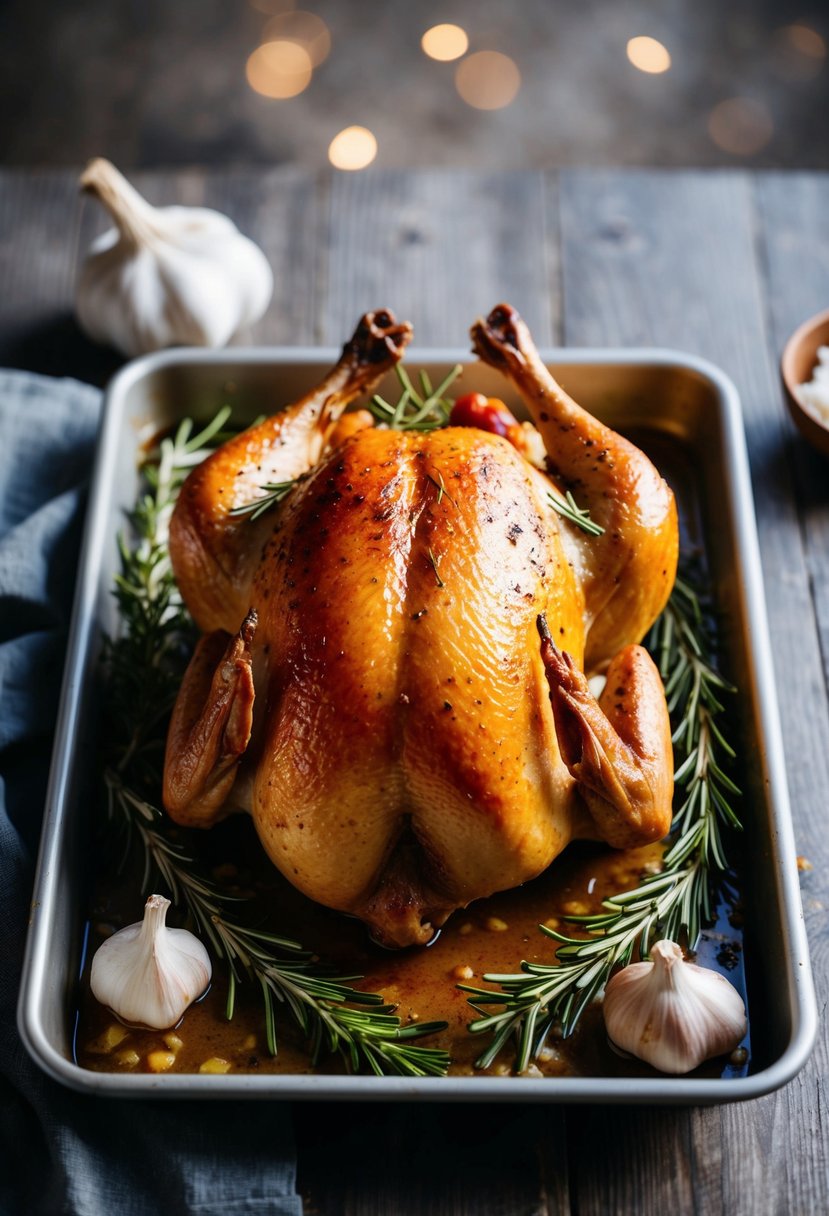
[0,370,302,1216]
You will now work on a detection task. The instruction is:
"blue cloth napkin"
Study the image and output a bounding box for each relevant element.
[0,370,302,1216]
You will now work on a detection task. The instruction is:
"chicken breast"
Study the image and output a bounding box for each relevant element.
[163,306,678,947]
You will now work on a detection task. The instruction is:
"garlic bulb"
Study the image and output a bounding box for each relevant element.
[90,894,211,1029]
[76,158,273,356]
[603,939,747,1074]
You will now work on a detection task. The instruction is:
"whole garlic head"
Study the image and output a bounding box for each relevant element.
[602,939,747,1074]
[76,158,273,357]
[90,893,212,1029]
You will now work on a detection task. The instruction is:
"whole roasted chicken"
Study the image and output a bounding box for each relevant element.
[163,306,678,947]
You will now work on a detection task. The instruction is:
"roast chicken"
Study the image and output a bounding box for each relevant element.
[163,305,678,948]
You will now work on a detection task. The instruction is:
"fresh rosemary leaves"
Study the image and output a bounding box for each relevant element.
[461,568,742,1073]
[229,479,297,521]
[547,489,605,537]
[103,410,449,1076]
[228,362,464,519]
[369,363,462,431]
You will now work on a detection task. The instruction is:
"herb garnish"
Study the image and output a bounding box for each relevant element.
[426,469,457,508]
[229,478,298,521]
[229,362,465,520]
[460,567,742,1072]
[427,547,445,587]
[369,363,462,431]
[547,489,605,537]
[102,410,449,1076]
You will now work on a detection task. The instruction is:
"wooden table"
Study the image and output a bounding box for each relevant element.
[2,167,828,1215]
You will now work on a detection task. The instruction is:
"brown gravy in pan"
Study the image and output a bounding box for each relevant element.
[75,817,748,1080]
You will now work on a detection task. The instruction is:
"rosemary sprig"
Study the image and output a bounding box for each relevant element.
[102,409,449,1077]
[228,478,298,521]
[369,364,462,431]
[426,470,457,508]
[104,408,233,763]
[427,547,445,587]
[229,362,464,518]
[547,489,605,537]
[461,565,742,1072]
[105,772,448,1074]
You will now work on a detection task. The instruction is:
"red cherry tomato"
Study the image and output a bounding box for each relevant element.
[450,393,518,437]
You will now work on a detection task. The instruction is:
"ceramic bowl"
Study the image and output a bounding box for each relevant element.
[781,307,829,458]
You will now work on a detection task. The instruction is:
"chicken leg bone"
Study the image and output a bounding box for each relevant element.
[170,309,413,634]
[471,304,678,670]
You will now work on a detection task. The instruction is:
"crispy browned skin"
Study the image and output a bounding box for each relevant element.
[163,305,678,947]
[170,310,413,634]
[471,304,678,668]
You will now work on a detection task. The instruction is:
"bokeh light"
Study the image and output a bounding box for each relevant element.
[455,51,521,110]
[708,98,774,156]
[786,23,827,58]
[328,126,378,171]
[421,24,469,62]
[771,23,826,81]
[246,40,313,99]
[626,36,672,74]
[261,9,331,67]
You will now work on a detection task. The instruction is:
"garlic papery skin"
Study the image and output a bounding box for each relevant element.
[76,158,273,357]
[602,939,747,1075]
[90,894,212,1030]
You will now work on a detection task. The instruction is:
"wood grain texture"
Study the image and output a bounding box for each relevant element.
[751,171,829,1216]
[756,171,829,686]
[323,169,559,348]
[0,167,326,384]
[0,168,118,382]
[2,166,828,1216]
[557,167,829,1216]
[564,1105,695,1215]
[295,1101,569,1216]
[192,167,327,346]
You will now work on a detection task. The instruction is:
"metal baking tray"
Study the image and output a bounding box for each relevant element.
[18,345,817,1102]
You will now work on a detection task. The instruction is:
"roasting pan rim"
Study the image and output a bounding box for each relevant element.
[18,343,817,1103]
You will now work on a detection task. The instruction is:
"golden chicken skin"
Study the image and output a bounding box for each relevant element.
[163,305,678,948]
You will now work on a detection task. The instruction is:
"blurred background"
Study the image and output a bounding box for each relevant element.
[1,0,827,170]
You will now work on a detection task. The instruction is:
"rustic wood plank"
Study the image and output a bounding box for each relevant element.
[565,1106,694,1214]
[0,167,326,384]
[751,170,829,1216]
[295,1100,569,1216]
[323,169,559,348]
[0,168,120,383]
[755,171,829,682]
[185,167,328,346]
[558,167,829,1216]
